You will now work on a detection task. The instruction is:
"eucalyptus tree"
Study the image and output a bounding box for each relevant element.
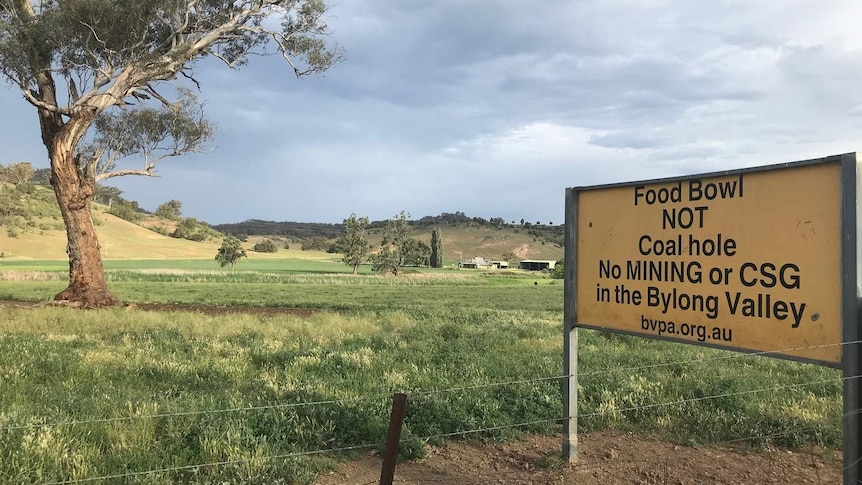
[0,0,343,306]
[335,213,370,274]
[382,210,411,266]
[215,235,246,270]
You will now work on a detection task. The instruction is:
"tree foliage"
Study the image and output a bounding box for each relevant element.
[301,236,330,251]
[551,258,565,279]
[400,238,430,267]
[155,199,183,220]
[382,210,411,266]
[252,238,278,253]
[93,184,122,207]
[371,247,398,275]
[215,235,246,270]
[335,213,369,274]
[430,227,443,268]
[171,217,214,241]
[214,220,343,239]
[107,200,141,223]
[83,90,214,181]
[0,162,34,185]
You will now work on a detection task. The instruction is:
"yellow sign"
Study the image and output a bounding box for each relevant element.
[575,162,842,364]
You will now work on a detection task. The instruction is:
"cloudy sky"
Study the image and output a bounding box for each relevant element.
[3,0,862,225]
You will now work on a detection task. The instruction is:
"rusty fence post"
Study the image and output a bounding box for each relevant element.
[379,392,408,485]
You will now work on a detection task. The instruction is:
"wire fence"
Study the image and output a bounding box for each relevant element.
[0,338,854,483]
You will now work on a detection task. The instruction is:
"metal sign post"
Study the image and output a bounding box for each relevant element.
[562,187,578,461]
[841,153,861,485]
[562,153,862,482]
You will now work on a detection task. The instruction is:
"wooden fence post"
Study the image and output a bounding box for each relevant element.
[379,392,408,485]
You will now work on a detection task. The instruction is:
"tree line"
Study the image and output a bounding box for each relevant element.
[214,211,446,274]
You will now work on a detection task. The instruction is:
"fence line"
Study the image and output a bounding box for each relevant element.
[4,338,853,434]
[0,395,388,432]
[413,338,858,398]
[42,442,381,485]
[31,374,853,483]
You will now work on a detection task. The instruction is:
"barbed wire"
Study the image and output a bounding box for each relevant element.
[3,338,852,434]
[414,338,856,398]
[41,441,380,484]
[32,375,853,484]
[0,395,388,432]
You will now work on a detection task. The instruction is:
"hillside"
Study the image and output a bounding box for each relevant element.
[0,183,225,260]
[369,225,563,262]
[0,184,562,263]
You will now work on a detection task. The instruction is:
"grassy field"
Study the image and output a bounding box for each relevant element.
[0,261,843,483]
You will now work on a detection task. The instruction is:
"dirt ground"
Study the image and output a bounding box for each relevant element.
[314,431,841,485]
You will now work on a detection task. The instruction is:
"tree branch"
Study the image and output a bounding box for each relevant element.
[96,168,159,181]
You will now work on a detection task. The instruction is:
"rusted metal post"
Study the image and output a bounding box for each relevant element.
[379,392,407,485]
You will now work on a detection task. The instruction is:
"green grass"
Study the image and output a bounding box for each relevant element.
[0,280,563,313]
[0,258,345,273]
[0,264,843,483]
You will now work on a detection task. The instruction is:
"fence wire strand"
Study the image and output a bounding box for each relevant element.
[2,342,852,483]
[42,442,380,484]
[415,338,858,398]
[4,339,854,434]
[0,394,389,432]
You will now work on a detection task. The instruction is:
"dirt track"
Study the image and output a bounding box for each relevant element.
[315,432,840,484]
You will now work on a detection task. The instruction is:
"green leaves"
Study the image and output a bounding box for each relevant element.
[215,235,246,270]
[336,213,370,273]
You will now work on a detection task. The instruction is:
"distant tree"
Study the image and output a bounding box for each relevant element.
[31,168,51,187]
[551,258,565,279]
[0,163,34,185]
[172,217,207,241]
[94,185,123,208]
[301,236,331,251]
[501,251,517,263]
[155,200,183,221]
[283,240,291,250]
[382,211,411,266]
[215,236,247,270]
[335,214,371,274]
[400,238,430,267]
[107,200,141,223]
[489,217,505,228]
[252,239,278,253]
[371,247,399,274]
[430,227,444,268]
[520,218,525,226]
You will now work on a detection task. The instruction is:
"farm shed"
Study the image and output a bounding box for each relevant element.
[460,257,493,269]
[459,258,509,269]
[519,260,556,271]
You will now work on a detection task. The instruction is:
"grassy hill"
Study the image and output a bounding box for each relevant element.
[0,184,562,263]
[373,225,563,263]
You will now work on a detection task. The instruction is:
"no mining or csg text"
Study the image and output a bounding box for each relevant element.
[572,162,842,364]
